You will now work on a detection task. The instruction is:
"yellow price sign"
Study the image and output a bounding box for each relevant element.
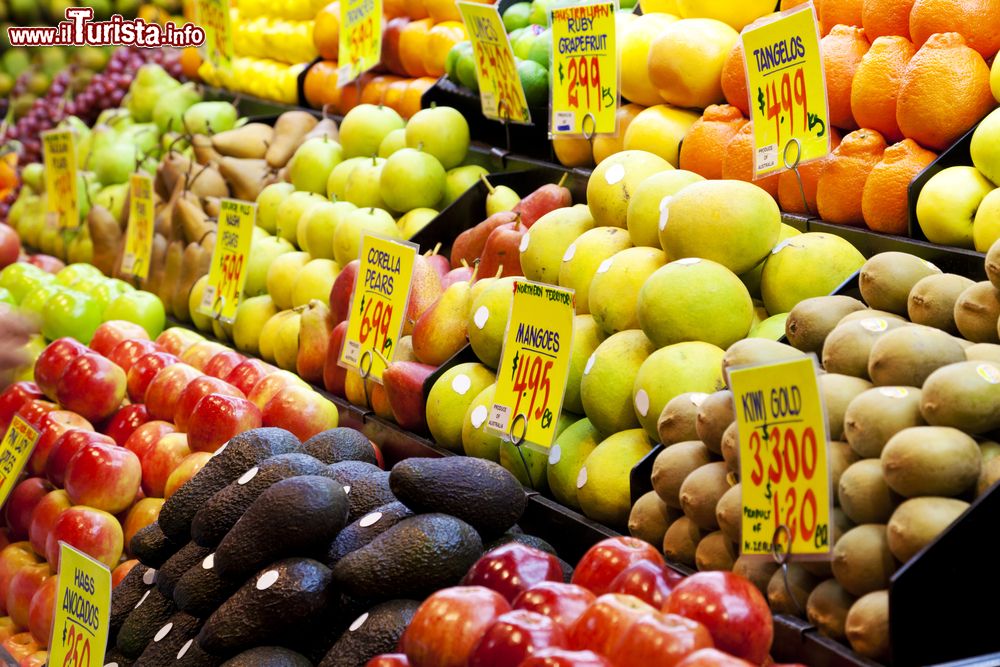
[121,173,155,280]
[741,3,830,178]
[489,281,575,450]
[48,543,111,667]
[196,0,233,70]
[0,415,39,507]
[339,0,383,84]
[459,2,532,125]
[199,199,254,324]
[549,1,618,136]
[42,129,79,231]
[340,234,418,384]
[728,356,833,559]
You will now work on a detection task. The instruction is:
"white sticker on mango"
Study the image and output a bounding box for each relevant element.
[605,163,625,185]
[474,306,490,329]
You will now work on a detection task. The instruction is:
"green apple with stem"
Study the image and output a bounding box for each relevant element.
[379,148,447,213]
[103,290,166,338]
[405,105,471,170]
[333,207,400,266]
[289,137,344,195]
[275,191,327,245]
[255,182,296,234]
[43,290,103,343]
[339,104,405,158]
[297,200,356,259]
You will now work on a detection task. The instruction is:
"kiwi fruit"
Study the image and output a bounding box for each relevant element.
[921,361,1000,434]
[819,373,873,440]
[678,461,730,531]
[767,563,818,616]
[860,252,942,315]
[628,491,676,547]
[822,318,906,380]
[830,440,859,496]
[838,309,907,325]
[695,390,734,455]
[831,524,897,597]
[987,239,1000,290]
[651,441,712,508]
[953,336,974,349]
[843,386,925,458]
[662,516,703,567]
[867,326,966,387]
[695,531,737,572]
[785,295,867,353]
[733,556,780,596]
[965,343,1000,363]
[715,483,741,544]
[803,508,854,578]
[887,496,968,563]
[721,422,739,475]
[954,281,1000,344]
[722,339,805,379]
[881,426,980,497]
[657,392,709,446]
[806,579,856,641]
[978,456,1000,496]
[908,273,975,334]
[845,590,890,662]
[838,459,898,524]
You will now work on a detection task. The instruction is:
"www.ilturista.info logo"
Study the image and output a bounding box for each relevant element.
[7,7,206,48]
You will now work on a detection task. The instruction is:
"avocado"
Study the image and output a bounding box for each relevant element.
[116,587,177,658]
[130,523,182,569]
[197,558,333,657]
[304,428,381,466]
[174,636,224,666]
[484,532,557,555]
[332,513,483,600]
[221,647,313,667]
[321,461,397,521]
[214,476,350,579]
[159,427,302,541]
[389,458,526,538]
[110,563,154,645]
[173,552,243,618]
[156,541,212,600]
[191,453,326,548]
[318,600,420,667]
[326,501,414,568]
[134,612,202,666]
[102,647,135,666]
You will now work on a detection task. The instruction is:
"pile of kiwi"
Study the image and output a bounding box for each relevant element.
[627,247,1000,665]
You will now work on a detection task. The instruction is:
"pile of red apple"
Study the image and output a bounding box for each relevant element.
[0,321,340,664]
[372,537,793,667]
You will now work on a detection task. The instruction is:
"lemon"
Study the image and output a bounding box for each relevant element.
[622,104,700,166]
[675,0,777,30]
[647,18,738,108]
[639,0,681,12]
[620,13,679,107]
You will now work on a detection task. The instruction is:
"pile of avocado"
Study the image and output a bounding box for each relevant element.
[106,426,550,666]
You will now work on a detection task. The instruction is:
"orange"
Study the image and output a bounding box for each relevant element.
[816,128,888,225]
[861,139,937,233]
[720,42,749,115]
[338,72,372,115]
[721,123,780,199]
[850,35,916,142]
[384,0,406,18]
[781,0,818,8]
[778,127,843,214]
[404,0,429,20]
[400,77,436,118]
[896,32,996,150]
[303,60,335,108]
[425,0,462,22]
[592,103,644,164]
[820,0,864,34]
[399,18,434,78]
[314,1,340,61]
[362,75,403,105]
[909,0,1000,58]
[678,104,748,180]
[383,78,411,114]
[423,21,468,78]
[822,24,870,131]
[553,136,595,169]
[179,47,202,81]
[861,0,915,40]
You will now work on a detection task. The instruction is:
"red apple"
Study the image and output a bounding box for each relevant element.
[90,321,151,357]
[567,594,656,656]
[367,656,411,667]
[0,225,20,268]
[154,327,204,357]
[25,255,63,273]
[330,260,359,324]
[141,433,189,497]
[518,648,612,666]
[6,563,49,629]
[204,350,247,380]
[102,404,151,446]
[26,575,56,648]
[179,340,229,371]
[608,561,675,609]
[33,338,89,401]
[186,395,261,453]
[143,363,203,421]
[164,452,212,498]
[470,610,567,667]
[123,420,176,465]
[45,506,123,570]
[608,612,714,667]
[571,537,665,596]
[513,582,597,634]
[122,498,164,553]
[17,400,58,430]
[0,529,8,553]
[674,649,756,667]
[173,376,244,432]
[663,572,773,665]
[464,543,564,603]
[2,632,39,663]
[4,479,53,541]
[247,370,307,410]
[64,442,142,514]
[400,586,511,667]
[28,410,93,476]
[112,559,139,588]
[0,542,42,614]
[126,352,180,403]
[28,489,71,557]
[46,430,115,487]
[262,385,339,441]
[107,338,162,375]
[0,382,43,433]
[225,359,275,397]
[55,353,127,423]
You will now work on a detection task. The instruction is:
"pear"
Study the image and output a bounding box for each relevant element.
[426,362,496,451]
[296,299,333,384]
[404,255,445,335]
[462,384,501,461]
[266,111,319,169]
[211,123,274,160]
[467,276,518,368]
[245,236,295,297]
[558,227,633,315]
[382,360,438,431]
[483,176,521,216]
[266,252,311,310]
[255,182,296,234]
[172,242,211,322]
[333,208,399,267]
[397,208,437,239]
[260,310,295,364]
[297,200,355,258]
[191,134,223,166]
[159,239,185,317]
[327,157,369,201]
[344,157,389,210]
[324,321,350,397]
[272,310,303,372]
[304,117,340,144]
[413,277,472,365]
[520,204,595,284]
[87,205,121,276]
[291,259,340,308]
[275,191,326,245]
[218,157,277,202]
[289,137,344,195]
[173,197,215,244]
[125,64,180,122]
[232,294,279,356]
[182,101,238,135]
[152,82,202,134]
[187,164,229,201]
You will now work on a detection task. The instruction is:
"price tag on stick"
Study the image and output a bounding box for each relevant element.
[549,1,619,137]
[48,543,111,667]
[458,2,532,125]
[728,356,833,559]
[120,173,155,280]
[0,415,39,508]
[339,0,383,84]
[339,234,418,384]
[740,3,830,178]
[196,0,234,70]
[488,281,575,450]
[199,199,255,324]
[41,129,79,231]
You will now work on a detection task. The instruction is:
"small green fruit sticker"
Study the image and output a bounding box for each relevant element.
[878,387,909,398]
[978,363,1000,384]
[860,318,888,333]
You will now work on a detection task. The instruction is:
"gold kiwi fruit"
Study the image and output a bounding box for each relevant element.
[843,386,925,459]
[859,251,942,315]
[908,273,974,334]
[785,295,867,353]
[881,426,980,497]
[651,441,712,508]
[657,392,709,446]
[831,524,896,597]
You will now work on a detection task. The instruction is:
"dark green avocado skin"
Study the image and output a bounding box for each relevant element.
[326,501,414,568]
[319,599,421,667]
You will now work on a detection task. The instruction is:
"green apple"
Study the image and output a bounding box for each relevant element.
[245,236,295,297]
[275,191,327,245]
[90,143,137,186]
[442,165,489,208]
[43,289,103,344]
[327,157,369,201]
[333,208,400,266]
[0,288,14,307]
[55,263,103,288]
[266,251,311,310]
[19,163,43,194]
[182,101,238,135]
[378,128,407,158]
[289,137,344,195]
[21,283,65,316]
[89,277,134,311]
[405,106,471,170]
[0,262,49,303]
[291,258,340,307]
[916,166,995,249]
[339,104,406,158]
[379,148,447,213]
[971,108,1000,186]
[298,201,356,259]
[255,182,295,234]
[974,188,1000,252]
[344,157,389,210]
[103,290,166,338]
[397,208,438,239]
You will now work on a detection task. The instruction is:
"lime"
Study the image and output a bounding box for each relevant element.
[528,0,551,25]
[445,41,471,81]
[503,2,532,32]
[456,50,480,93]
[527,28,551,68]
[517,59,548,107]
[620,0,638,7]
[513,24,543,59]
[508,27,525,43]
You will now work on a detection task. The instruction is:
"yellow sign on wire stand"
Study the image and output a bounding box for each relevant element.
[0,415,39,508]
[41,129,79,231]
[199,199,255,324]
[339,0,383,84]
[458,1,532,125]
[121,173,155,280]
[196,0,233,70]
[48,543,111,667]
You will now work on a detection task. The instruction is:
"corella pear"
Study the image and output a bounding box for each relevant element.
[520,204,595,284]
[405,106,471,169]
[333,208,400,267]
[298,201,356,258]
[255,183,295,234]
[289,138,344,195]
[378,128,408,158]
[266,252,311,311]
[152,82,202,134]
[760,233,865,314]
[327,157,369,201]
[291,259,340,308]
[232,294,280,356]
[275,192,327,245]
[397,208,438,239]
[339,104,405,158]
[379,148,447,212]
[589,246,666,336]
[587,150,671,227]
[441,165,490,208]
[344,157,389,210]
[632,342,726,438]
[182,101,238,135]
[244,236,295,297]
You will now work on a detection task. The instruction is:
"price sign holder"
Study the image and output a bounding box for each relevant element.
[120,173,154,280]
[199,199,255,324]
[740,3,830,183]
[339,234,418,384]
[196,0,233,70]
[488,281,575,461]
[458,2,532,126]
[549,1,619,138]
[727,355,833,562]
[339,0,383,84]
[41,129,79,231]
[48,543,111,667]
[0,415,39,508]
